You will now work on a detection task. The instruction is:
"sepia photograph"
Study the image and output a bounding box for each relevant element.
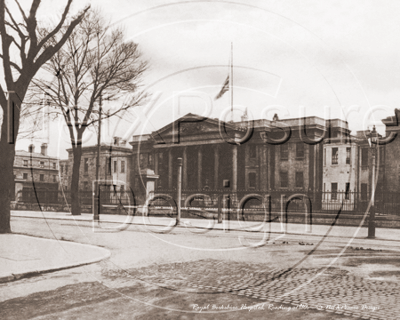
[1,0,400,319]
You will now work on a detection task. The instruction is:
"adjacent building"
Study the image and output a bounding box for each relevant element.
[13,143,59,202]
[64,137,132,192]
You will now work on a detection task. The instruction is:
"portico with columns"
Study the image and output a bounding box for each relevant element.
[130,113,350,207]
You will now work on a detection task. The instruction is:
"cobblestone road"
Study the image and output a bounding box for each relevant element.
[111,260,399,320]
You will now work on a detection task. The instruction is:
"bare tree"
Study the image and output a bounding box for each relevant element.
[0,0,89,233]
[32,10,148,215]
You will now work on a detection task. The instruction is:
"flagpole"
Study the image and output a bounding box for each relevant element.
[230,42,233,122]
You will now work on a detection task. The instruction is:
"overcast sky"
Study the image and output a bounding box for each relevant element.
[9,0,400,157]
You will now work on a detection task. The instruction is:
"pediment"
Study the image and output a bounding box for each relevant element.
[152,113,233,143]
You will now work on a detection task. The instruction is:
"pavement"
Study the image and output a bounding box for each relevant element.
[2,208,400,285]
[10,209,400,241]
[0,232,111,284]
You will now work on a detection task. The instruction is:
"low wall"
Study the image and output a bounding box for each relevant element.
[10,201,126,215]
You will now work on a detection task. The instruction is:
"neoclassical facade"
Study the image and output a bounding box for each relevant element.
[130,113,350,204]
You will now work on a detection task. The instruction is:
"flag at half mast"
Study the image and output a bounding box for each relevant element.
[215,75,229,100]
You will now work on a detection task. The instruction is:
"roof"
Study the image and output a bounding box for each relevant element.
[15,150,59,160]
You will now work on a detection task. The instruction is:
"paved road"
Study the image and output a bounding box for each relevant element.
[1,215,400,319]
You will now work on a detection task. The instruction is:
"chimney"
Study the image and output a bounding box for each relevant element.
[41,143,47,156]
[28,144,35,153]
[113,137,120,146]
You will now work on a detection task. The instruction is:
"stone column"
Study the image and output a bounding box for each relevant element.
[154,152,159,189]
[197,146,203,190]
[232,144,238,191]
[168,148,172,189]
[183,147,188,189]
[214,144,220,189]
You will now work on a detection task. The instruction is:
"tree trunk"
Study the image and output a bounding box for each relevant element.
[0,92,21,233]
[0,128,14,233]
[70,145,83,215]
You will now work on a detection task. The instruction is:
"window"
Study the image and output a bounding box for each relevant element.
[361,148,368,167]
[65,165,68,174]
[280,171,288,188]
[53,163,56,169]
[295,172,303,188]
[84,158,89,173]
[280,144,288,160]
[361,183,368,201]
[121,161,125,173]
[148,154,154,166]
[83,181,89,190]
[23,160,28,167]
[139,154,146,166]
[23,173,28,179]
[249,145,257,159]
[40,174,44,182]
[346,147,351,164]
[331,183,338,200]
[120,185,125,193]
[114,160,117,173]
[53,175,57,183]
[323,148,326,166]
[61,165,64,174]
[107,157,112,175]
[296,142,304,158]
[332,148,338,165]
[345,183,350,200]
[40,161,44,168]
[248,172,256,188]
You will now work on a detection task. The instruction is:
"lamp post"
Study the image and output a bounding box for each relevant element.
[176,157,183,225]
[94,95,102,222]
[367,126,378,239]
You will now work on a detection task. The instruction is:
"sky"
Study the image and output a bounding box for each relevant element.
[5,0,400,158]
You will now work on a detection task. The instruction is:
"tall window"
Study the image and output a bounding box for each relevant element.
[280,144,288,160]
[346,147,351,164]
[107,157,112,175]
[323,148,326,166]
[53,175,57,183]
[23,173,28,179]
[296,142,304,158]
[53,162,56,169]
[23,160,28,167]
[84,158,89,173]
[148,154,154,166]
[139,154,145,166]
[121,161,125,173]
[295,172,304,188]
[120,185,125,193]
[249,145,257,159]
[83,181,88,190]
[61,165,64,174]
[345,183,350,200]
[361,183,368,200]
[65,165,68,174]
[40,174,44,182]
[40,161,44,168]
[248,172,256,188]
[114,160,117,173]
[361,148,368,167]
[331,183,338,200]
[280,171,288,188]
[332,148,338,164]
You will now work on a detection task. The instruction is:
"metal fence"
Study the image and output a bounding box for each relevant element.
[16,189,135,207]
[14,188,400,215]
